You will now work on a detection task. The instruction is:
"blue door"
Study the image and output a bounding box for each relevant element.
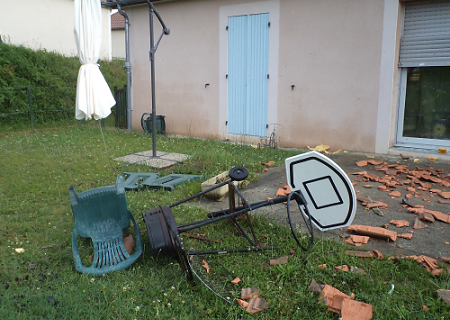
[228,13,269,137]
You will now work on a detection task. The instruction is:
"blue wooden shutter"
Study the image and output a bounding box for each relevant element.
[228,13,269,136]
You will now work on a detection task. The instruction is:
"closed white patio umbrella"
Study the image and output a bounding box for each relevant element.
[74,0,115,120]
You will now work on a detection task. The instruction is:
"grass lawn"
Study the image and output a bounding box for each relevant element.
[0,123,449,319]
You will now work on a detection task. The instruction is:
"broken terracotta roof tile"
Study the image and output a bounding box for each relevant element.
[413,218,428,229]
[439,191,450,199]
[405,194,413,199]
[368,159,384,165]
[438,198,450,204]
[269,256,288,266]
[335,265,349,272]
[389,191,402,198]
[423,209,450,223]
[420,212,435,223]
[236,299,249,308]
[345,238,360,247]
[319,284,354,314]
[356,160,368,167]
[202,260,210,273]
[241,287,262,300]
[231,277,241,284]
[365,174,379,182]
[351,171,368,176]
[398,233,413,240]
[389,220,410,228]
[347,225,397,241]
[372,249,384,259]
[346,250,374,258]
[441,257,450,263]
[262,161,275,167]
[437,289,450,305]
[246,297,269,314]
[318,264,327,269]
[341,298,373,320]
[350,235,370,244]
[308,279,322,293]
[378,185,387,191]
[366,201,388,209]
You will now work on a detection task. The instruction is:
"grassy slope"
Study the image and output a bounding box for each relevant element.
[0,124,449,319]
[0,44,126,130]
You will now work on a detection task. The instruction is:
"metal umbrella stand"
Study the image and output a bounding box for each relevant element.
[142,166,315,282]
[147,0,170,157]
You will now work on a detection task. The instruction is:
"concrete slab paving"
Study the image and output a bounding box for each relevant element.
[190,151,450,258]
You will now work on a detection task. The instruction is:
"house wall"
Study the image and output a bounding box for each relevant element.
[0,0,112,60]
[127,0,400,153]
[112,29,126,59]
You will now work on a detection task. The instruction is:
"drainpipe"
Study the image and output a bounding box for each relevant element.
[117,4,132,131]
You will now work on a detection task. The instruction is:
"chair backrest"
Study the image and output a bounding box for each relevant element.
[70,175,131,239]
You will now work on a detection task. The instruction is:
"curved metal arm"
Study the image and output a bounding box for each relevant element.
[146,0,170,35]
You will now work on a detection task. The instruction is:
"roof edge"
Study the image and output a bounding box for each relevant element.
[102,0,170,9]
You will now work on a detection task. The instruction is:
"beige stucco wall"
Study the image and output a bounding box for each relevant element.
[0,0,112,60]
[112,29,126,59]
[127,0,400,153]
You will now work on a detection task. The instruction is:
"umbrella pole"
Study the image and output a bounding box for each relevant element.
[149,6,157,157]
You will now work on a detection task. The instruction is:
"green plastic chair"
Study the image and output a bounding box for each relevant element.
[69,175,142,275]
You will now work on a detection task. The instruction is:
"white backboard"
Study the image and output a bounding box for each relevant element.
[285,151,356,231]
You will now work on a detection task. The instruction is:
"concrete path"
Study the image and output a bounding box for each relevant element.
[191,151,450,258]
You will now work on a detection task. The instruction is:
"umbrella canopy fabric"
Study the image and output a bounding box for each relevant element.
[74,0,115,120]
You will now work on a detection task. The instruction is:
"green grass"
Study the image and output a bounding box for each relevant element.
[0,123,449,319]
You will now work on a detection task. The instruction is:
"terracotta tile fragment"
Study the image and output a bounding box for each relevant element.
[398,233,413,240]
[269,256,288,266]
[262,168,269,172]
[431,269,443,276]
[246,297,269,314]
[437,198,450,204]
[413,218,428,229]
[341,298,373,320]
[420,213,435,223]
[389,220,410,228]
[236,299,249,308]
[276,185,291,197]
[388,191,401,197]
[319,284,354,313]
[439,191,450,199]
[347,225,397,241]
[367,159,384,165]
[441,257,450,263]
[345,238,360,247]
[372,249,384,259]
[231,277,241,284]
[378,185,387,191]
[437,289,450,305]
[241,287,261,300]
[405,194,412,199]
[356,160,368,167]
[202,260,210,273]
[366,201,388,209]
[350,235,370,244]
[289,248,296,255]
[346,250,374,258]
[350,171,368,176]
[365,174,379,181]
[308,279,322,293]
[335,265,349,272]
[445,242,450,246]
[318,264,327,269]
[262,161,275,167]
